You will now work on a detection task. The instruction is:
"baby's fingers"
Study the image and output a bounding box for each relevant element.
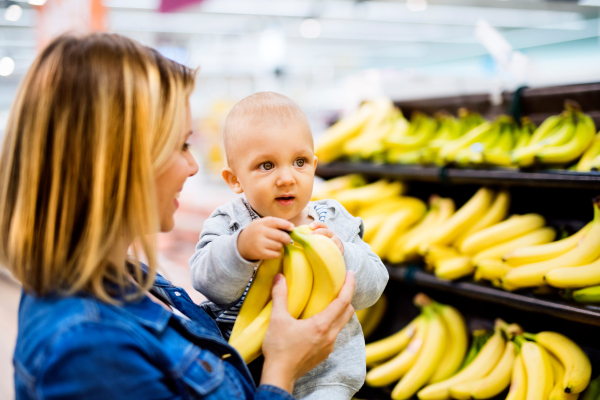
[310,228,334,238]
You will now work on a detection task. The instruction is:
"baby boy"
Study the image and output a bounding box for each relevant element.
[189,92,388,400]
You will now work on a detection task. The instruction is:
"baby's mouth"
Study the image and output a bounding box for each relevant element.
[276,196,295,206]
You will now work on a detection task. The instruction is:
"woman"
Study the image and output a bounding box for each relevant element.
[0,33,355,399]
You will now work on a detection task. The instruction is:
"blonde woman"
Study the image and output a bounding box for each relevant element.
[0,33,355,400]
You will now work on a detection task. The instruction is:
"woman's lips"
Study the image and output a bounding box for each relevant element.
[276,197,294,206]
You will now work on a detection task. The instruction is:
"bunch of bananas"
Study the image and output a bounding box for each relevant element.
[364,295,592,400]
[316,99,599,171]
[365,294,468,400]
[229,226,346,363]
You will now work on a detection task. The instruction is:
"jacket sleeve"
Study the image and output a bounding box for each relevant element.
[343,231,389,311]
[189,216,257,306]
[256,385,296,400]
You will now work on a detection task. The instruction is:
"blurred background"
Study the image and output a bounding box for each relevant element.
[1,0,600,398]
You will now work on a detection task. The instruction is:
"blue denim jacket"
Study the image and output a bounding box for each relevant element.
[13,272,294,400]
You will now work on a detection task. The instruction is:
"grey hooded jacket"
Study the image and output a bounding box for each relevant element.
[189,198,389,400]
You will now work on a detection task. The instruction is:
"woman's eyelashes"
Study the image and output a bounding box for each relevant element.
[183,142,191,151]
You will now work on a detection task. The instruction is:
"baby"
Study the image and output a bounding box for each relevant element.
[189,92,388,400]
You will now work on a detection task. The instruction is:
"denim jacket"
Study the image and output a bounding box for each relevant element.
[13,272,295,400]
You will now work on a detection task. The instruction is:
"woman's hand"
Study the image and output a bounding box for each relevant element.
[260,271,356,393]
[309,221,344,255]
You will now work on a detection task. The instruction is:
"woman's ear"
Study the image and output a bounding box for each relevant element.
[222,167,244,194]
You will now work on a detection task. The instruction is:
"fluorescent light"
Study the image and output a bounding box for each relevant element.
[300,19,321,39]
[28,0,47,5]
[0,57,15,76]
[407,0,427,12]
[5,5,23,22]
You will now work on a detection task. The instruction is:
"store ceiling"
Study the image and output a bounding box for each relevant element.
[0,0,599,110]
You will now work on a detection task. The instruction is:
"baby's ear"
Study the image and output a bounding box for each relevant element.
[221,167,244,194]
[313,155,318,169]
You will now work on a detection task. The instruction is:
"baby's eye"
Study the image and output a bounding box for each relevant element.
[260,162,274,171]
[294,158,306,167]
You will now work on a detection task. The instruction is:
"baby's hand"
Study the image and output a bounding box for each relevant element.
[238,217,294,261]
[309,221,344,255]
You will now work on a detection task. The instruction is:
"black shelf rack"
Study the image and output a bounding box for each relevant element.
[316,162,600,189]
[387,265,600,327]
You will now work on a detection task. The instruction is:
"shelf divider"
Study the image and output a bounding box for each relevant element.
[316,162,600,189]
[388,265,600,326]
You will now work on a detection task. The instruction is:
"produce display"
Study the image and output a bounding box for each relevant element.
[362,293,591,400]
[315,99,599,171]
[229,226,345,363]
[357,294,388,339]
[313,175,600,303]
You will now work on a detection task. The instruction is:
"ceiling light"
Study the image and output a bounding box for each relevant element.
[406,0,427,12]
[4,5,23,22]
[28,0,48,5]
[0,57,15,76]
[300,19,321,39]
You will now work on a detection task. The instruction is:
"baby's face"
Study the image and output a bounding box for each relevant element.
[230,120,317,222]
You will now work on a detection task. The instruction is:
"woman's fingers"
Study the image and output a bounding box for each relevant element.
[311,271,355,331]
[270,274,290,318]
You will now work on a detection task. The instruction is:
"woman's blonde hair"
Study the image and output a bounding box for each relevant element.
[0,33,196,302]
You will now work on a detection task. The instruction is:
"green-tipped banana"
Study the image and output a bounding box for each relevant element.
[573,285,600,303]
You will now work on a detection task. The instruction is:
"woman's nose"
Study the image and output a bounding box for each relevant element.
[188,152,199,177]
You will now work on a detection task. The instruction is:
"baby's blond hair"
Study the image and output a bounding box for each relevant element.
[223,92,312,167]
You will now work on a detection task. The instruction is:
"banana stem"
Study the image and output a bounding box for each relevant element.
[512,335,528,352]
[522,332,536,341]
[414,293,433,308]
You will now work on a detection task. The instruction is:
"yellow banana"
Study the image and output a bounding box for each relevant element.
[460,214,546,255]
[395,197,455,263]
[434,256,474,280]
[344,117,394,157]
[388,204,440,263]
[424,245,461,271]
[545,257,600,288]
[549,354,580,400]
[454,190,510,248]
[290,228,346,319]
[357,195,419,219]
[362,214,388,244]
[230,256,283,341]
[333,180,404,214]
[503,223,591,266]
[522,341,554,400]
[537,112,596,164]
[315,101,376,163]
[366,316,421,367]
[577,131,600,172]
[449,341,516,400]
[311,174,366,201]
[506,354,528,400]
[439,122,493,162]
[366,317,428,387]
[359,294,388,339]
[474,259,512,282]
[528,331,591,394]
[421,187,494,252]
[503,201,600,289]
[529,114,563,145]
[428,303,467,383]
[417,328,505,400]
[391,306,447,400]
[370,200,427,258]
[229,301,273,363]
[282,245,314,317]
[472,227,556,265]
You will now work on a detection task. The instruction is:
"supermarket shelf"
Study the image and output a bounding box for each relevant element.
[316,162,600,189]
[388,265,600,327]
